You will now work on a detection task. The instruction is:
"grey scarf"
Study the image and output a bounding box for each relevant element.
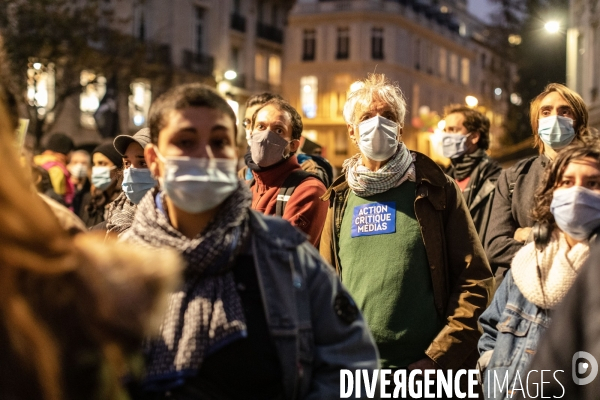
[343,144,415,198]
[122,184,252,389]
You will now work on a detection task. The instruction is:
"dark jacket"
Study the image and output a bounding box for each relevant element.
[484,155,549,272]
[447,155,502,244]
[517,241,600,400]
[319,151,494,371]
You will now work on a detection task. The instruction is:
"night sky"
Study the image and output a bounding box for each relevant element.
[468,0,497,23]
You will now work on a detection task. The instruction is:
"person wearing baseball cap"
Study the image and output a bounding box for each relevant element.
[105,128,157,236]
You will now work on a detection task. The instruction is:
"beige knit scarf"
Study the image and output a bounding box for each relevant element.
[512,230,589,309]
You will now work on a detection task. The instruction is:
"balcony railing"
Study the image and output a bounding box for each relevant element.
[256,22,283,44]
[182,50,214,76]
[230,13,246,32]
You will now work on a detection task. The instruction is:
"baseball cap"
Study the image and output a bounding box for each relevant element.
[113,128,151,156]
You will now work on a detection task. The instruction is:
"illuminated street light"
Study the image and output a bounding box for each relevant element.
[465,96,479,108]
[224,70,237,80]
[545,21,560,34]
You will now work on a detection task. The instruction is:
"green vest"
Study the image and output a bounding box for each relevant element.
[339,181,444,369]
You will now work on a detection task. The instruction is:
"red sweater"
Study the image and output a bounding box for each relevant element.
[251,156,328,246]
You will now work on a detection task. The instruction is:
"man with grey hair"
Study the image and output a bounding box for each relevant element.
[320,74,493,386]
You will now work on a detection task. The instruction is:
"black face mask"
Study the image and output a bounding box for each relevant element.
[450,148,486,181]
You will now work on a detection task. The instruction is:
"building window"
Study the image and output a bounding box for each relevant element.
[195,7,206,54]
[129,80,151,129]
[301,76,318,119]
[414,38,421,70]
[303,29,316,61]
[449,53,458,81]
[439,48,447,77]
[257,0,264,23]
[268,55,281,85]
[255,53,267,81]
[27,62,55,119]
[233,0,241,13]
[231,47,240,72]
[461,58,470,85]
[79,70,106,129]
[271,5,278,26]
[372,28,384,60]
[336,27,349,60]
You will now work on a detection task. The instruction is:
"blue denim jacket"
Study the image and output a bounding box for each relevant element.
[247,210,380,399]
[478,270,552,400]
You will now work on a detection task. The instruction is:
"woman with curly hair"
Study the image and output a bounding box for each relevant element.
[477,137,600,399]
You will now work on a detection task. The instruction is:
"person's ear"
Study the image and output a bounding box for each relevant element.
[145,144,161,179]
[347,123,358,147]
[289,139,300,153]
[470,131,481,145]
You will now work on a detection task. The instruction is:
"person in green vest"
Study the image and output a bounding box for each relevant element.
[320,73,494,382]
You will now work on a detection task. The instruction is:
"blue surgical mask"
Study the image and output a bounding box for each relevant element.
[357,115,399,161]
[156,149,239,214]
[122,167,156,204]
[538,115,576,149]
[440,133,469,159]
[91,166,115,191]
[550,185,600,240]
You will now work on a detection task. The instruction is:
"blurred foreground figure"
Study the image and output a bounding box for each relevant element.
[122,83,378,399]
[0,100,181,400]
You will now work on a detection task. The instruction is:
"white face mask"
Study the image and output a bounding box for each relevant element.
[91,166,115,191]
[440,133,469,159]
[155,149,239,214]
[538,115,576,149]
[68,163,88,179]
[356,115,399,161]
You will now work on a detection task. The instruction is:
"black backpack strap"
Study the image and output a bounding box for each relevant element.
[275,170,314,217]
[508,156,536,199]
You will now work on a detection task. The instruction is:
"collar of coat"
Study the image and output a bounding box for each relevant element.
[322,151,449,208]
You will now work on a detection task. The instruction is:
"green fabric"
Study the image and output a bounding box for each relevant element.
[339,181,444,369]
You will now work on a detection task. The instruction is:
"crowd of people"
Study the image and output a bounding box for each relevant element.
[2,46,600,399]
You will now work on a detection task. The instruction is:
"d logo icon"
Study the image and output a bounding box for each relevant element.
[572,351,598,385]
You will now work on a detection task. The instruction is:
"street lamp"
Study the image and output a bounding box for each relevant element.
[224,69,237,80]
[545,21,560,34]
[465,96,479,108]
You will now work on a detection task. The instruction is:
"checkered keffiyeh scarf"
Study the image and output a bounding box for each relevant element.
[105,192,137,236]
[343,144,416,197]
[122,185,252,389]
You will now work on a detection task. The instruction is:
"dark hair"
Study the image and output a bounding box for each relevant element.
[444,105,490,150]
[148,83,236,145]
[530,83,589,153]
[45,133,75,155]
[251,98,303,140]
[245,92,283,109]
[532,137,600,229]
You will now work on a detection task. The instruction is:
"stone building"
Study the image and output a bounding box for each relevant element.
[281,0,516,168]
[34,0,294,147]
[567,0,600,130]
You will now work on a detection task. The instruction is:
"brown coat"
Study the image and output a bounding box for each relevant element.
[319,151,494,370]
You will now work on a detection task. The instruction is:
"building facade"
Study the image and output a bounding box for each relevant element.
[567,0,600,130]
[282,0,516,168]
[38,0,293,147]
